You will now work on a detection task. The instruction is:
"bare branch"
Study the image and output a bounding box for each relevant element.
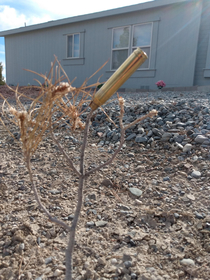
[124,109,158,130]
[50,121,80,176]
[85,100,157,177]
[26,154,71,231]
[65,110,93,280]
[80,111,93,174]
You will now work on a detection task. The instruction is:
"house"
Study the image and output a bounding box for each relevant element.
[0,0,209,91]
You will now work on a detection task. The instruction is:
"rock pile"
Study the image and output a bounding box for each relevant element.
[85,92,210,154]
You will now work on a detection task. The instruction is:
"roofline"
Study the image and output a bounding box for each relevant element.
[0,0,189,36]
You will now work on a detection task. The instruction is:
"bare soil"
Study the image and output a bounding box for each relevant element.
[0,85,210,280]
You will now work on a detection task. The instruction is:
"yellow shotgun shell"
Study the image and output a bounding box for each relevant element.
[89,47,148,111]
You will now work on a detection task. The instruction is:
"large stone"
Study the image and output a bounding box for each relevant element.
[180,258,195,266]
[191,170,201,179]
[194,135,208,143]
[101,178,113,187]
[161,132,172,142]
[126,133,136,141]
[112,132,120,141]
[135,136,148,143]
[147,130,153,137]
[152,128,163,137]
[183,143,193,152]
[129,188,142,197]
[95,221,108,227]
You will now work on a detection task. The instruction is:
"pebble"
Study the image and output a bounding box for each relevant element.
[45,257,53,264]
[180,258,195,266]
[195,211,204,219]
[135,136,148,143]
[129,187,143,197]
[191,170,201,179]
[124,260,132,268]
[95,221,108,227]
[174,213,180,218]
[86,221,95,227]
[126,133,136,141]
[187,194,195,200]
[111,258,118,265]
[101,178,113,187]
[163,176,170,181]
[194,135,208,143]
[131,273,138,279]
[183,143,192,152]
[53,269,63,277]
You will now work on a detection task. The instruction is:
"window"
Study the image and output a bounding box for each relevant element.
[67,33,80,58]
[112,26,130,69]
[111,23,152,70]
[132,23,152,69]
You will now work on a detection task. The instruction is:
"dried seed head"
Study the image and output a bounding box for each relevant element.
[148,109,158,118]
[52,82,75,98]
[118,96,125,106]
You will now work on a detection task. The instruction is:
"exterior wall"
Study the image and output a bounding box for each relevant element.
[194,0,210,86]
[4,0,202,90]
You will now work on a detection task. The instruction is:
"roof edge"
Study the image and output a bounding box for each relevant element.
[0,0,189,36]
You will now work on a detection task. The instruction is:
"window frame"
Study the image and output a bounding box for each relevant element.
[111,22,153,70]
[203,32,210,78]
[111,26,131,70]
[66,33,80,59]
[131,22,153,69]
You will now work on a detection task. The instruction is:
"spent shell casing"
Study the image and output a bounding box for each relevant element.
[90,47,148,111]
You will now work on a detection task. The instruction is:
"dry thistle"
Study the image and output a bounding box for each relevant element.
[0,51,159,280]
[0,57,102,158]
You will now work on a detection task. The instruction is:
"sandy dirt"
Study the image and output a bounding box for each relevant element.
[0,85,210,280]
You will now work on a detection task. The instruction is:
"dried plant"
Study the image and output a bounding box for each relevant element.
[0,57,157,280]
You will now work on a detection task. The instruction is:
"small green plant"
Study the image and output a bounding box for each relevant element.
[0,62,5,85]
[0,57,157,280]
[97,83,104,89]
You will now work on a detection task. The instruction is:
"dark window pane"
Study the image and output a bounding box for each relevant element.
[67,35,73,57]
[112,49,128,69]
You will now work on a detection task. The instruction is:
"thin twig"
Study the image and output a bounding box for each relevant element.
[85,133,125,177]
[26,153,71,231]
[124,109,157,130]
[50,120,80,176]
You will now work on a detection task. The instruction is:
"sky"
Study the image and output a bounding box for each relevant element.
[0,0,152,80]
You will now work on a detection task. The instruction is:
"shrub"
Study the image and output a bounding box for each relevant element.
[0,62,5,85]
[0,57,157,279]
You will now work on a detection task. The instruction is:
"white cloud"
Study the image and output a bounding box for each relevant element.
[27,0,152,20]
[0,5,26,30]
[0,5,52,31]
[0,1,152,31]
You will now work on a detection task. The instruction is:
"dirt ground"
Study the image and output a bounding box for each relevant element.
[0,85,210,280]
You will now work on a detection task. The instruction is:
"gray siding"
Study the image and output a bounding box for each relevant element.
[194,0,210,86]
[4,0,202,90]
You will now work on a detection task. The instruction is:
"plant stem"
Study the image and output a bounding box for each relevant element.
[26,153,70,231]
[65,111,93,280]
